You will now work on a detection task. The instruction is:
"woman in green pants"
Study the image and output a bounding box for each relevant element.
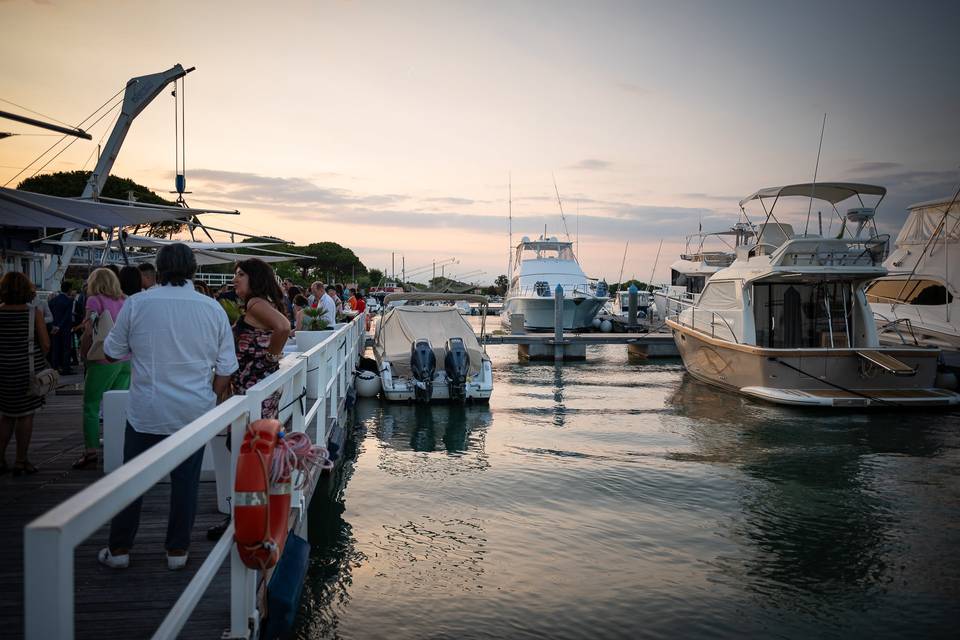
[74,268,131,469]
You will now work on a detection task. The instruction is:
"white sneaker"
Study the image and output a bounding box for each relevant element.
[167,551,189,570]
[97,547,129,569]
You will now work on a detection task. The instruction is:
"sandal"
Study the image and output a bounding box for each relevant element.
[12,461,38,476]
[72,451,98,469]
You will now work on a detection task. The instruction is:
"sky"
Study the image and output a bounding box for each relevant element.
[1,0,958,285]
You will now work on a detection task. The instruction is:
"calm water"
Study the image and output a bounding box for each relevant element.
[294,334,960,639]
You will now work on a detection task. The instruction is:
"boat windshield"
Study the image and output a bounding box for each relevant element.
[752,281,858,348]
[866,279,953,306]
[515,241,577,267]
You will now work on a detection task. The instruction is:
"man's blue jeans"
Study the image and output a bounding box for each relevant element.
[108,423,206,551]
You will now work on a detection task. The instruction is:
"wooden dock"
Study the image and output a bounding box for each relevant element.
[1,390,231,639]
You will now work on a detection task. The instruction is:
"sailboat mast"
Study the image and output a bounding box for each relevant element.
[508,173,513,282]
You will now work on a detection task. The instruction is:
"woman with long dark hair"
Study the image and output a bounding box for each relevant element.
[231,258,290,418]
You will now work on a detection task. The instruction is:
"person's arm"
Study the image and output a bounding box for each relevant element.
[213,374,232,404]
[214,307,240,387]
[34,307,50,354]
[246,298,291,358]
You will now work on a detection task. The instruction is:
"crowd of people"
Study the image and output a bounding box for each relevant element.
[0,244,368,570]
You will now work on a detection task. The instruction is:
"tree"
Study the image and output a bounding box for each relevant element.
[17,170,186,236]
[494,274,509,295]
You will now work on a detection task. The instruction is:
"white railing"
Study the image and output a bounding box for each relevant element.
[195,272,235,287]
[23,312,367,640]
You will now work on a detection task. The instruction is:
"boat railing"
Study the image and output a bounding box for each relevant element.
[513,283,596,298]
[874,313,921,346]
[769,237,888,268]
[23,312,367,640]
[869,293,931,328]
[680,307,739,344]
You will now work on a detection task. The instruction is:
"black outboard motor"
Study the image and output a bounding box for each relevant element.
[410,339,436,403]
[444,337,471,402]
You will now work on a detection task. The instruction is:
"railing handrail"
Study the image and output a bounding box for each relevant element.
[24,312,366,640]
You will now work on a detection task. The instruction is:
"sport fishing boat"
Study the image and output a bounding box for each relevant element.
[501,235,607,331]
[866,195,960,368]
[666,182,960,407]
[374,293,493,403]
[652,224,749,321]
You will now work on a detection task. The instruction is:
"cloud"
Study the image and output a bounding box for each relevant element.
[187,168,735,242]
[567,158,613,171]
[680,192,742,202]
[846,161,903,174]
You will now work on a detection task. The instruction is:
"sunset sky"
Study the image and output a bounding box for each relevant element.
[2,0,958,284]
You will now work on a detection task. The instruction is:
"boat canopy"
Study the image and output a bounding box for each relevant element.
[894,196,960,245]
[739,183,887,207]
[0,187,203,230]
[383,292,488,304]
[374,305,484,376]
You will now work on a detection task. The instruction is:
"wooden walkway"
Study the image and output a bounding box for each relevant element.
[1,388,232,639]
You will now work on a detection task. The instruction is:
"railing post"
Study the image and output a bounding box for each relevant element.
[25,527,73,639]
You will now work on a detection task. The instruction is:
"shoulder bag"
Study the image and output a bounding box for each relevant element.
[28,309,59,397]
[85,296,115,362]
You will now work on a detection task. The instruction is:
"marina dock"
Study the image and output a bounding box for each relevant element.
[484,331,679,360]
[12,315,368,640]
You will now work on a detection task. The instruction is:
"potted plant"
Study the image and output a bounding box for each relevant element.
[296,306,333,351]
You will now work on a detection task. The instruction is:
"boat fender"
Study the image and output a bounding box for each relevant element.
[935,370,958,390]
[262,531,311,640]
[600,319,613,333]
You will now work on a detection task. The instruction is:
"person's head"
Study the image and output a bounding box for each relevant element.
[310,281,323,297]
[282,278,294,291]
[293,294,309,309]
[194,281,211,297]
[326,285,337,298]
[155,243,196,286]
[335,284,344,296]
[0,271,36,305]
[349,288,357,298]
[288,285,302,299]
[233,258,285,311]
[105,264,121,278]
[60,279,73,294]
[118,265,142,297]
[86,267,124,299]
[138,262,157,288]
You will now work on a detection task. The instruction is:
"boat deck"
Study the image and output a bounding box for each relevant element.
[1,389,231,639]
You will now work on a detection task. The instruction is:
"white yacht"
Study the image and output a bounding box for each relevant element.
[866,195,960,367]
[652,224,749,321]
[375,293,493,403]
[501,235,607,331]
[666,182,959,407]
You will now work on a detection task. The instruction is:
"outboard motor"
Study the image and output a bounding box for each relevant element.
[535,280,550,297]
[444,337,471,402]
[410,339,436,403]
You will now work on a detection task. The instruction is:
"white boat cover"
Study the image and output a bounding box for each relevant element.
[0,188,191,229]
[374,306,484,377]
[739,183,886,207]
[894,197,960,245]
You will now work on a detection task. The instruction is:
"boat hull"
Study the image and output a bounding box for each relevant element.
[666,319,959,407]
[500,295,605,331]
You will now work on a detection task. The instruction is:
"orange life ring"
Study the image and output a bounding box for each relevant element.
[234,418,292,571]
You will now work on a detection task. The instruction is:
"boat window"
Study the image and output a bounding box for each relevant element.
[697,281,739,309]
[865,279,953,306]
[672,270,706,294]
[753,282,856,348]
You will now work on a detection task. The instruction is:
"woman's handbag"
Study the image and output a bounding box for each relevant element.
[85,299,114,361]
[27,309,59,397]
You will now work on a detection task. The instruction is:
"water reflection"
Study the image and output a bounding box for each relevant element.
[667,373,954,626]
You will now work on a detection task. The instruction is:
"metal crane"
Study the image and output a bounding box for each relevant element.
[44,63,195,291]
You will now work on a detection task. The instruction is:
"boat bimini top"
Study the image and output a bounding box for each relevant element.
[739,182,887,208]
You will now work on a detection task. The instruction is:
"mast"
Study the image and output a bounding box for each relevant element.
[44,63,195,291]
[508,173,512,283]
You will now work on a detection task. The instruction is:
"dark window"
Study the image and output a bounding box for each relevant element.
[866,279,953,306]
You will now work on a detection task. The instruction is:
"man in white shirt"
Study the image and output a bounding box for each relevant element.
[318,284,337,326]
[98,243,238,571]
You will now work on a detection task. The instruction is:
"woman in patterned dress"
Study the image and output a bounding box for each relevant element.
[0,272,51,476]
[231,259,291,419]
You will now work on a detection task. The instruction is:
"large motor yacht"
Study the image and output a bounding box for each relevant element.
[501,235,607,331]
[666,182,960,407]
[866,195,960,367]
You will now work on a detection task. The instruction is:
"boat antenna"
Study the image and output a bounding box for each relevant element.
[508,172,512,280]
[805,112,827,236]
[552,173,572,241]
[647,239,663,291]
